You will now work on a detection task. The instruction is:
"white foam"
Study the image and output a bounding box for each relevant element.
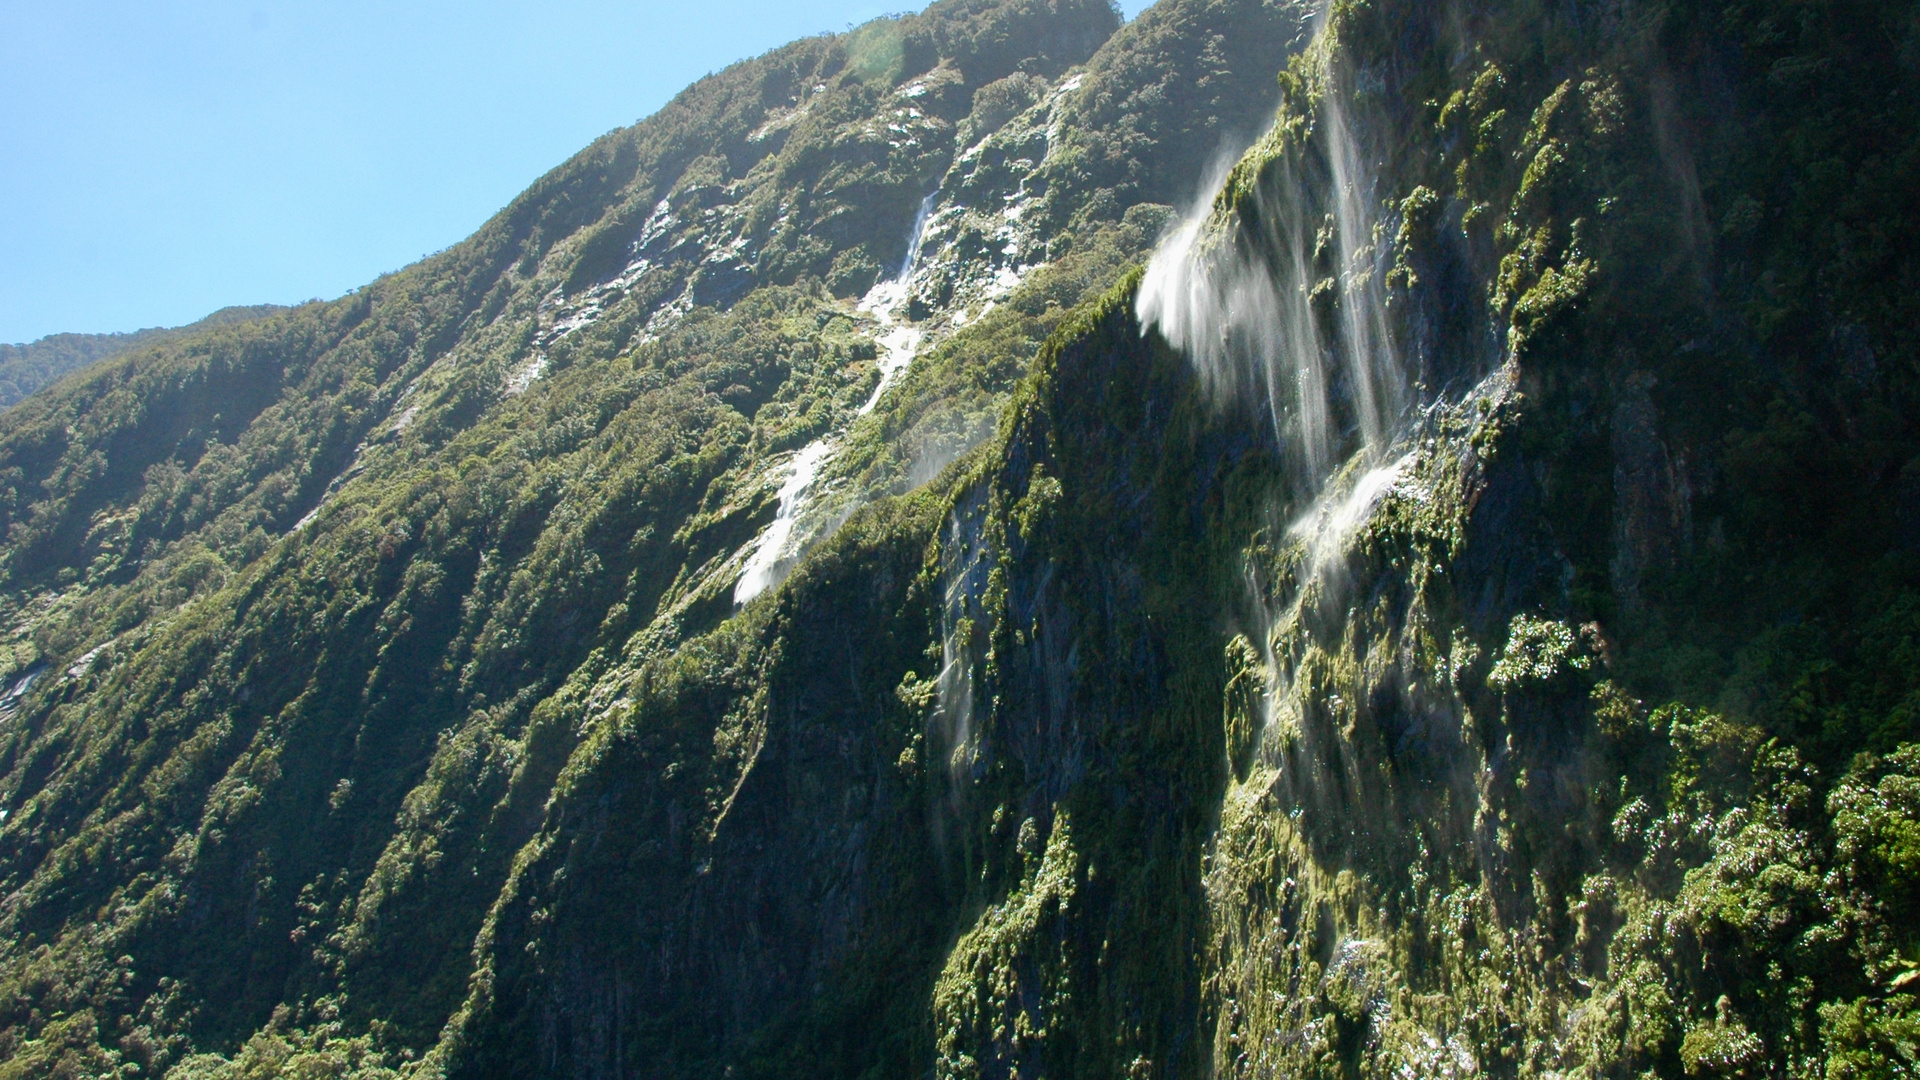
[1288,454,1411,580]
[504,354,548,395]
[733,438,838,604]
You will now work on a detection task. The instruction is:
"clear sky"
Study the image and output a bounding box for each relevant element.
[1,0,1154,345]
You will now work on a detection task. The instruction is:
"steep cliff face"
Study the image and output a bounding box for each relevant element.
[0,0,1320,1075]
[922,0,1920,1075]
[2,0,1917,1077]
[457,0,1920,1076]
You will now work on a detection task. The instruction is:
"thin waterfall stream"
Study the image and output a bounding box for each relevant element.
[734,191,939,605]
[854,192,936,416]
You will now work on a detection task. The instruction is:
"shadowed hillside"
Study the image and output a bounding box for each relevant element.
[0,306,286,412]
[2,0,1917,1077]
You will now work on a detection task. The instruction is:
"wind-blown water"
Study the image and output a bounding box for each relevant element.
[1289,452,1411,580]
[936,504,986,796]
[1137,56,1407,493]
[1135,16,1428,771]
[1128,10,1574,1072]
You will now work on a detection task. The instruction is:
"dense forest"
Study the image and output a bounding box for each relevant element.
[0,306,285,412]
[0,0,1916,1077]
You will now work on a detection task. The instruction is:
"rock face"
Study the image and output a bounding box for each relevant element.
[2,1,1919,1078]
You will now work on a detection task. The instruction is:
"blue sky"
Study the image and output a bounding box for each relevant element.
[1,0,1154,344]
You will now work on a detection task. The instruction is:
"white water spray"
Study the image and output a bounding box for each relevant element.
[1135,17,1428,775]
[936,508,984,791]
[1289,452,1412,581]
[1132,13,1546,1074]
[1137,52,1407,494]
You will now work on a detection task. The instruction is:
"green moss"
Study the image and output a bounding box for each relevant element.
[3,0,1920,1076]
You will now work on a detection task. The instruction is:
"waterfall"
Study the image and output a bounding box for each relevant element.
[857,189,939,414]
[936,506,985,794]
[900,190,938,280]
[857,316,924,416]
[1134,7,1429,767]
[733,187,940,605]
[1289,451,1412,581]
[1137,39,1407,495]
[733,439,837,604]
[1132,19,1539,1069]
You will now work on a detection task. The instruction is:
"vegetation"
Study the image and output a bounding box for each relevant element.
[0,306,284,412]
[1,0,1917,1076]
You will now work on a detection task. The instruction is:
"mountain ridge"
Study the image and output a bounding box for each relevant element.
[0,305,288,413]
[2,0,1918,1077]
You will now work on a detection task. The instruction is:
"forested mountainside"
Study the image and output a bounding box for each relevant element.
[1,0,1917,1076]
[0,307,286,412]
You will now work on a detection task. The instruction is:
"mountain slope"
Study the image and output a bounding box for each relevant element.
[3,0,1919,1077]
[442,0,1920,1076]
[0,0,1333,1075]
[0,306,286,412]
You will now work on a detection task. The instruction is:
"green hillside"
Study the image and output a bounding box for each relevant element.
[1,0,1917,1077]
[0,306,286,412]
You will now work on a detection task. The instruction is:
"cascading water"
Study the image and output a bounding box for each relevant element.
[1133,13,1540,1073]
[855,191,938,414]
[1134,0,1472,830]
[900,190,938,281]
[733,190,939,605]
[1137,65,1424,800]
[935,499,988,798]
[732,439,838,603]
[1136,55,1408,498]
[1288,450,1412,581]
